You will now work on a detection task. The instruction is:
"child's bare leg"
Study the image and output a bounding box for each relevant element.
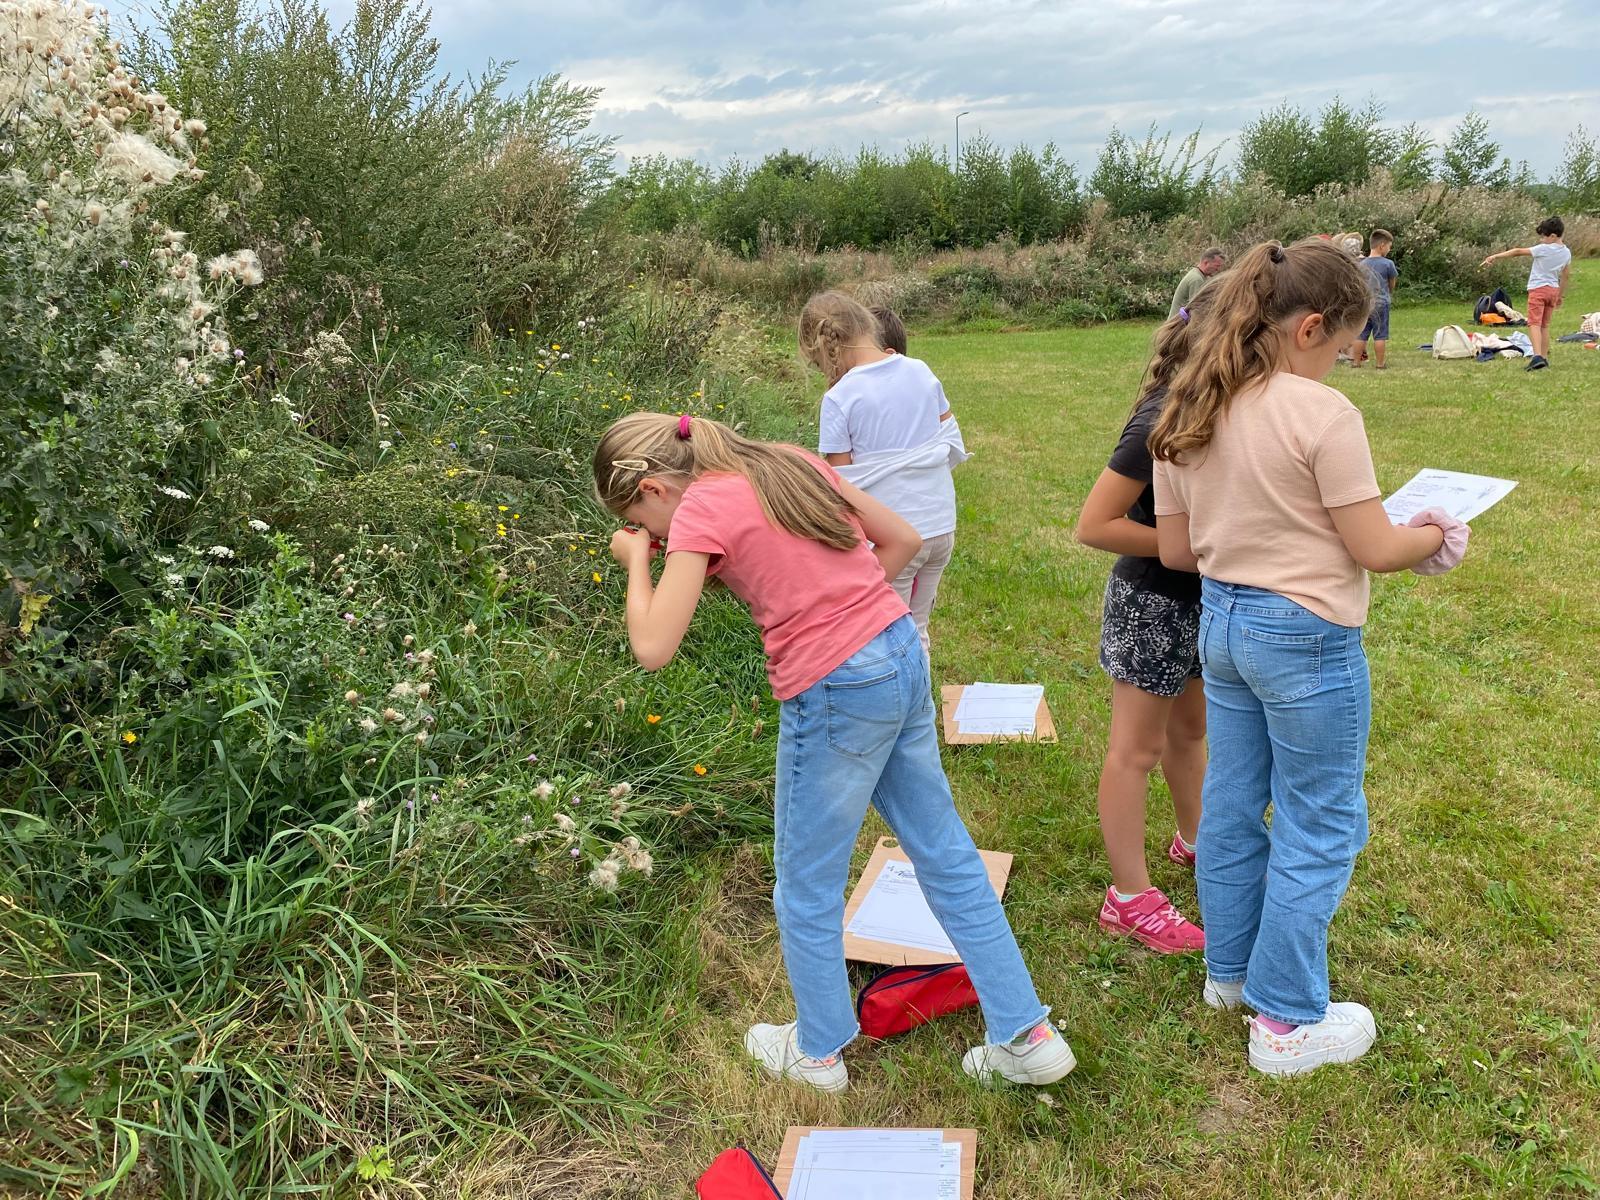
[1160,678,1206,847]
[1373,339,1387,368]
[1098,681,1175,895]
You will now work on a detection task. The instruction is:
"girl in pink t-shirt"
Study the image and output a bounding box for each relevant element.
[1148,239,1469,1077]
[594,411,1073,1093]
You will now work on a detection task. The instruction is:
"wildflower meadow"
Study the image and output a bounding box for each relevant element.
[1,2,1596,1198]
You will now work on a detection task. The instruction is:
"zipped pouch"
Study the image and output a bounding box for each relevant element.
[696,1146,781,1198]
[856,961,979,1039]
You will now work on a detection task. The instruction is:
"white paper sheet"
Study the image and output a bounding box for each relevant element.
[952,682,1043,736]
[788,1129,961,1200]
[1382,469,1518,525]
[844,859,957,956]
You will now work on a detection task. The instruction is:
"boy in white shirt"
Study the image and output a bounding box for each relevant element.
[1482,216,1572,371]
[798,293,967,654]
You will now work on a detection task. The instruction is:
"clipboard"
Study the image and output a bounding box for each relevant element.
[773,1126,977,1199]
[940,685,1058,745]
[841,837,1012,966]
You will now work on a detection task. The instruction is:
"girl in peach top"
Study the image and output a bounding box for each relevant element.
[1150,239,1469,1077]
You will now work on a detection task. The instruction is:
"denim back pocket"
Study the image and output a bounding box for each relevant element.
[1240,627,1323,703]
[823,668,902,759]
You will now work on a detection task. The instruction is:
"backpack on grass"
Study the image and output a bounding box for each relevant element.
[1432,325,1473,360]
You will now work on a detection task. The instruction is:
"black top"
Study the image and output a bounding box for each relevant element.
[1105,388,1202,603]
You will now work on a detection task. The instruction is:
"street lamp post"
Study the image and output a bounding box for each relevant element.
[955,110,971,171]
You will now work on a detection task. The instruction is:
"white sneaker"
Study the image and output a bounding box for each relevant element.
[1204,976,1245,1010]
[743,1022,848,1093]
[962,1021,1076,1086]
[1249,1003,1377,1076]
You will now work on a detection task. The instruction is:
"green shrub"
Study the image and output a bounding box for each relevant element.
[0,1,278,706]
[132,0,619,350]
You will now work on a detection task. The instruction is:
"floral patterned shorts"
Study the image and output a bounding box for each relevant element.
[1098,575,1202,698]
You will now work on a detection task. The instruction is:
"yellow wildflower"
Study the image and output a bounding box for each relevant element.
[693,764,708,777]
[646,714,662,725]
[121,730,138,745]
[592,571,602,583]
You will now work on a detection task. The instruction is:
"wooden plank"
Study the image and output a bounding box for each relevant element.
[773,1126,977,1198]
[940,685,1058,745]
[841,836,1012,967]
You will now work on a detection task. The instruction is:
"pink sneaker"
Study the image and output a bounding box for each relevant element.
[1099,887,1205,954]
[1167,833,1197,869]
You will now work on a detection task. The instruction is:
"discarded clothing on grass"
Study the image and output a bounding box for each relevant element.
[1471,331,1534,360]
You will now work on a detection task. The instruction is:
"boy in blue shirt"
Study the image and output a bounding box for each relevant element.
[1349,229,1398,369]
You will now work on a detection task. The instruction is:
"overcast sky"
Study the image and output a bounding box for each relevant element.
[112,0,1596,179]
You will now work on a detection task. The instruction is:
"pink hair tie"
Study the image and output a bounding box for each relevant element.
[677,413,693,440]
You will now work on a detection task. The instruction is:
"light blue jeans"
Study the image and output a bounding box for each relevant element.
[774,614,1048,1058]
[1196,580,1371,1027]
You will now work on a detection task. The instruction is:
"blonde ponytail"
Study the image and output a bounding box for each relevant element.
[797,291,882,386]
[593,413,861,551]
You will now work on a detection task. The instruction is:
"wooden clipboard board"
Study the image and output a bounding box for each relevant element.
[773,1126,977,1198]
[940,685,1058,745]
[841,837,1012,966]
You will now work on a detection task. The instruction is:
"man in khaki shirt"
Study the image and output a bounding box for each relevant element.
[1168,248,1226,319]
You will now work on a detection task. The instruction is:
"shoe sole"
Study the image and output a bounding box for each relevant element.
[962,1042,1077,1086]
[1098,915,1204,955]
[1249,1027,1376,1076]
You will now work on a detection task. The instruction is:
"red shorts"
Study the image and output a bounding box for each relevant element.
[1527,286,1560,328]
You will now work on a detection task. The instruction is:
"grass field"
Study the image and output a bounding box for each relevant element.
[501,283,1600,1200]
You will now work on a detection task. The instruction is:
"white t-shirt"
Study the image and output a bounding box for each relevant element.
[1527,242,1572,290]
[817,354,950,456]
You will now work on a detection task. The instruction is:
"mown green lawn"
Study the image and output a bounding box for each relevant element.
[524,282,1600,1200]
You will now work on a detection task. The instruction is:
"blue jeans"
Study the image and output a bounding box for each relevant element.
[774,614,1047,1058]
[1196,580,1371,1027]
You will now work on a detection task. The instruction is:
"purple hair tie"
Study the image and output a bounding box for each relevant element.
[1178,307,1190,322]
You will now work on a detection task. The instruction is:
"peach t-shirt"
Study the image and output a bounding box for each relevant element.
[666,456,909,700]
[1152,372,1381,627]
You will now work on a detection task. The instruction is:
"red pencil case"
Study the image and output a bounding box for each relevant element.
[696,1146,781,1198]
[856,962,979,1039]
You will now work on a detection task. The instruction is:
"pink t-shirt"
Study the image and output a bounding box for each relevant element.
[666,456,910,700]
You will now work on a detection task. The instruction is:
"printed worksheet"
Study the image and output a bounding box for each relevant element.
[952,683,1043,736]
[844,859,956,956]
[1382,469,1518,525]
[787,1130,961,1200]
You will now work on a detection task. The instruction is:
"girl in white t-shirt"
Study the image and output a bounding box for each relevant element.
[798,291,967,655]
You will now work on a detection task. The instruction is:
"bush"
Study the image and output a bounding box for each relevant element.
[0,0,272,705]
[131,0,619,350]
[1238,98,1394,197]
[1088,125,1221,223]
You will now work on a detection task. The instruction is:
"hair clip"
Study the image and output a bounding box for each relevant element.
[676,413,693,440]
[610,457,650,472]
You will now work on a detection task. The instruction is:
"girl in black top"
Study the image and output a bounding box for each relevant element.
[1073,294,1211,955]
